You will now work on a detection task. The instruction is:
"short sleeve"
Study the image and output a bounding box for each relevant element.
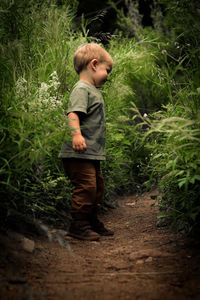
[67,86,88,114]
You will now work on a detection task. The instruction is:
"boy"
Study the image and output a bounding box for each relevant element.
[60,43,113,241]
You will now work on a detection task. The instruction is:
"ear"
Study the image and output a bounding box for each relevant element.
[90,59,98,71]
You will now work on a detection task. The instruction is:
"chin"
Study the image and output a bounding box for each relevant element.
[95,84,102,88]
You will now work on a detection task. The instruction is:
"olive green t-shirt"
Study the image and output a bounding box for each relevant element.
[59,80,106,160]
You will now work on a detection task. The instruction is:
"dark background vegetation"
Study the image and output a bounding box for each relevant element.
[76,0,153,35]
[0,0,200,235]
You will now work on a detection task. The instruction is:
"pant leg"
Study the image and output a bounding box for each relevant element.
[95,162,104,206]
[62,158,97,215]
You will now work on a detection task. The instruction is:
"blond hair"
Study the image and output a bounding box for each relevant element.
[73,43,113,74]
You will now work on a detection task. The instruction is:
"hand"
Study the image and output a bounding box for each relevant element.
[72,134,87,153]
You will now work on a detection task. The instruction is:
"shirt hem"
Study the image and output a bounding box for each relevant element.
[58,153,106,160]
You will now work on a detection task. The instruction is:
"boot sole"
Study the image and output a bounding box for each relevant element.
[98,231,114,236]
[68,232,100,241]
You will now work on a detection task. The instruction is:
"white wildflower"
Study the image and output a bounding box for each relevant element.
[174,42,180,49]
[161,49,167,55]
[39,82,49,96]
[49,71,60,90]
[29,71,62,112]
[15,77,27,97]
[143,113,148,118]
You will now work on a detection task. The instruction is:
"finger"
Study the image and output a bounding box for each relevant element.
[73,142,87,153]
[81,143,87,152]
[77,144,84,153]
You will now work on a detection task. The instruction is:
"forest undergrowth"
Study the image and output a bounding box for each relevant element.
[0,0,200,235]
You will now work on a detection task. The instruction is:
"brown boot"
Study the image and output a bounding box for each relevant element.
[68,220,100,241]
[90,216,114,236]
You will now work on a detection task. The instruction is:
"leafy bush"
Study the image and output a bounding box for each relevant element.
[108,0,200,233]
[0,2,82,226]
[137,81,200,231]
[101,36,175,199]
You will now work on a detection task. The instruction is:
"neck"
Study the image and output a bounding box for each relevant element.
[79,69,95,86]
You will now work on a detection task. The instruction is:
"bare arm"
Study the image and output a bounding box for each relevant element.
[68,112,87,153]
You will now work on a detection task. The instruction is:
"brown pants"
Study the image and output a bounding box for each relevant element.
[62,158,104,216]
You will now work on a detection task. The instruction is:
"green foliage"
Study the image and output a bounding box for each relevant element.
[111,37,172,110]
[140,86,200,231]
[0,2,82,226]
[108,0,200,232]
[157,0,200,44]
[102,38,159,196]
[109,0,143,40]
[153,0,200,88]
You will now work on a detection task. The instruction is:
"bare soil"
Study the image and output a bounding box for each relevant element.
[1,189,200,300]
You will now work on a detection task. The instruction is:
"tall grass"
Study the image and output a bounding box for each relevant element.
[1,3,82,225]
[145,93,200,231]
[108,0,200,232]
[129,59,200,232]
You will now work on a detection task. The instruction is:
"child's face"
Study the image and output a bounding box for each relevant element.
[93,61,112,88]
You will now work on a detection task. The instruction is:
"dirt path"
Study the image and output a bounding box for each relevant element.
[1,189,200,300]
